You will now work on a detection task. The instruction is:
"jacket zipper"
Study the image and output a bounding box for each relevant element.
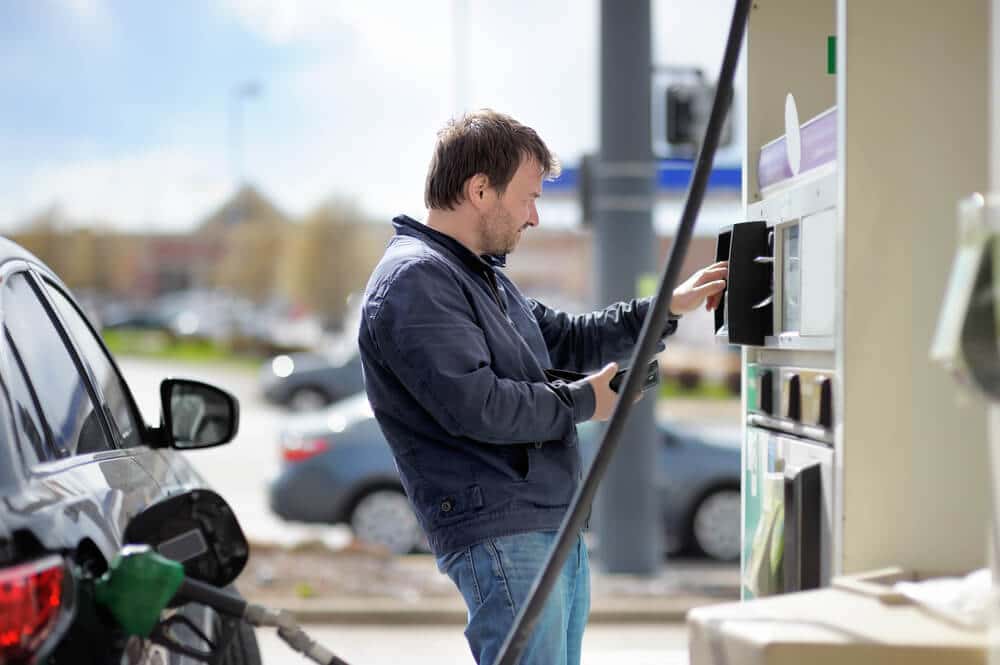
[482,270,508,316]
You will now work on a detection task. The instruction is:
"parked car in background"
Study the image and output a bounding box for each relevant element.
[0,238,259,664]
[259,343,365,411]
[269,392,741,560]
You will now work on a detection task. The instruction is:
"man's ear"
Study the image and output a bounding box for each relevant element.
[465,174,492,210]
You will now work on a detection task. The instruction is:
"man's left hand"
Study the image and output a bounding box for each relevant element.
[670,260,728,315]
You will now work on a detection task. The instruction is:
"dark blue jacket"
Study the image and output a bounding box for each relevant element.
[358,215,677,555]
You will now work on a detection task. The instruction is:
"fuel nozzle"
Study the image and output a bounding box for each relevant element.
[93,545,185,637]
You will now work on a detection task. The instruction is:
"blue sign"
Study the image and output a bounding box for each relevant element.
[546,159,741,193]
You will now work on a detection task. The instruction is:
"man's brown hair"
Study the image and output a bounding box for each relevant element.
[424,109,561,211]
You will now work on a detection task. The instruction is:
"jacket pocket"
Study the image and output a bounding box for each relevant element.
[496,445,530,481]
[435,484,486,522]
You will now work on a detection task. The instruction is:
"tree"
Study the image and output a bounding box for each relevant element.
[12,207,66,273]
[213,220,285,302]
[12,209,135,295]
[277,200,389,327]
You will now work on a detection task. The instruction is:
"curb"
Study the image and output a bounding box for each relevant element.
[243,593,735,625]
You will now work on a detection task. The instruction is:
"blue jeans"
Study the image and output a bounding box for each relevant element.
[436,530,591,665]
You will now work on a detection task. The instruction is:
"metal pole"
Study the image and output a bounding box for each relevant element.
[988,0,1000,579]
[593,0,661,574]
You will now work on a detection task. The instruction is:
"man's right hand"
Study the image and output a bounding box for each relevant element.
[586,362,620,421]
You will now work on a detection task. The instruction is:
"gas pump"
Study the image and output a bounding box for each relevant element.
[720,98,839,599]
[932,192,1000,574]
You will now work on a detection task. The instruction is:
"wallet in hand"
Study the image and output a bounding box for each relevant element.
[543,360,660,394]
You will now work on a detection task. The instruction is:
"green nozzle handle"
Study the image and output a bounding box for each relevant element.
[94,545,185,637]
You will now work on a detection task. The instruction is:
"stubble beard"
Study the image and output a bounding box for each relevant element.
[479,203,521,256]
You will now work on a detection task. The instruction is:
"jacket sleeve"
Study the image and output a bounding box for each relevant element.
[368,259,595,444]
[529,297,679,373]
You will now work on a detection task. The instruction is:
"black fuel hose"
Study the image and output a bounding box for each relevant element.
[491,1,752,663]
[176,577,353,665]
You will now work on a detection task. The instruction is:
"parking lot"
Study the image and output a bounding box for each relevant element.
[119,356,739,549]
[119,357,355,546]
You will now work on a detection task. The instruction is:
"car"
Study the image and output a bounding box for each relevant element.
[269,392,741,560]
[0,237,260,665]
[259,345,366,411]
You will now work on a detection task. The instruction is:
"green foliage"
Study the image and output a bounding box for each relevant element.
[658,378,736,400]
[102,328,261,368]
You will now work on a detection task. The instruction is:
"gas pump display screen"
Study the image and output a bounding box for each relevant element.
[782,224,801,332]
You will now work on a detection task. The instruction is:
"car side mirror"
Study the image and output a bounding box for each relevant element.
[160,378,239,449]
[123,489,248,588]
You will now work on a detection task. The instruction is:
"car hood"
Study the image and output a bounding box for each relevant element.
[283,351,338,374]
[280,392,375,437]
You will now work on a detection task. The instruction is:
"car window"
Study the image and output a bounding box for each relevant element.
[0,379,19,490]
[2,273,113,457]
[3,340,50,466]
[42,281,142,448]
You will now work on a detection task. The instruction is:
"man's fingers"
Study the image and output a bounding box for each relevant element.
[694,266,729,285]
[692,279,727,298]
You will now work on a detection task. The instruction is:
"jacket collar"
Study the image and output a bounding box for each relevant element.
[393,215,508,270]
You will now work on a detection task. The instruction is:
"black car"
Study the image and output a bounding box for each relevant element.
[0,237,259,665]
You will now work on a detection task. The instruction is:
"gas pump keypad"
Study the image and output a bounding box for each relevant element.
[784,374,802,420]
[817,377,832,429]
[781,369,834,429]
[759,369,774,415]
[750,364,834,431]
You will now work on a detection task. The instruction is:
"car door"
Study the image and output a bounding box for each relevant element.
[34,274,203,495]
[0,266,164,554]
[39,272,249,661]
[7,268,220,664]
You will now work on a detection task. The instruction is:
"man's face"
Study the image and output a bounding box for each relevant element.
[478,157,542,256]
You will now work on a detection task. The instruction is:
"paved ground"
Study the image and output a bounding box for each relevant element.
[238,543,739,624]
[255,623,692,665]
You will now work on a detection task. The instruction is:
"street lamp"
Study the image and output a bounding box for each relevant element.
[228,81,262,227]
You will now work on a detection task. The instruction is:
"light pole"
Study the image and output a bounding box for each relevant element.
[452,0,469,113]
[592,0,661,575]
[228,81,262,226]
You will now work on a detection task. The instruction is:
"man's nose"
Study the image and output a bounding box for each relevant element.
[528,203,540,227]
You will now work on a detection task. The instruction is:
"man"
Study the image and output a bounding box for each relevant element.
[358,109,726,665]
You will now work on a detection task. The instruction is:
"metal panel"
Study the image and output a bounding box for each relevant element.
[800,209,836,337]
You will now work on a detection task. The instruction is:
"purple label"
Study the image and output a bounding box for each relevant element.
[758,138,792,189]
[799,109,837,174]
[757,108,837,190]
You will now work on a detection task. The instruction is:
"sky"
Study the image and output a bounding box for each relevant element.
[0,0,743,234]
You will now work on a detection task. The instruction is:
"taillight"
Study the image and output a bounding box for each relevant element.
[281,437,331,463]
[0,555,65,663]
